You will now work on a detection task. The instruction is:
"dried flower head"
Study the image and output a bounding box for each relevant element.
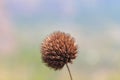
[41,31,77,70]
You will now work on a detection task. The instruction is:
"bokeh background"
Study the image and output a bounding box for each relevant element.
[0,0,120,80]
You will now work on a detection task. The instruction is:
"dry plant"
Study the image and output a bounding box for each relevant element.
[41,31,78,80]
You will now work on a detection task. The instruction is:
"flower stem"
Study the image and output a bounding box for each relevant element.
[66,64,73,80]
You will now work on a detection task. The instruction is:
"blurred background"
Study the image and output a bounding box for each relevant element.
[0,0,120,80]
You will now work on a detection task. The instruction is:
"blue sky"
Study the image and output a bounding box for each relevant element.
[6,0,120,27]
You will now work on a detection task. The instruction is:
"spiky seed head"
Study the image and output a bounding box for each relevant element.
[41,31,78,70]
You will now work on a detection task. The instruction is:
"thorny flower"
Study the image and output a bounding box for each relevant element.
[41,31,78,70]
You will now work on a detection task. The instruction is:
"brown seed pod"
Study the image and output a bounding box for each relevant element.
[41,31,77,70]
